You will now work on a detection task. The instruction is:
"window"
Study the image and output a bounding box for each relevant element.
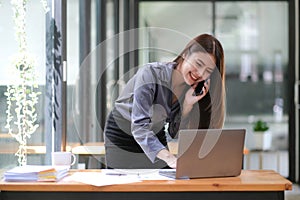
[0,1,46,169]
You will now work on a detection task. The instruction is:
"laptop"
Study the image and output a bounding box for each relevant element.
[159,129,246,179]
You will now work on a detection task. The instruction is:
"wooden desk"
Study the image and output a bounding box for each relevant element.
[0,145,73,155]
[71,142,177,156]
[71,142,105,155]
[71,142,178,168]
[0,170,292,200]
[71,141,245,156]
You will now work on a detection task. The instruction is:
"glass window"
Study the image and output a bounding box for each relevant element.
[66,0,117,168]
[66,0,80,146]
[66,0,104,146]
[0,1,46,169]
[216,2,289,176]
[139,2,213,64]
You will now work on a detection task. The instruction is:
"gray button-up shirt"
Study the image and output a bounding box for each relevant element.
[112,62,188,163]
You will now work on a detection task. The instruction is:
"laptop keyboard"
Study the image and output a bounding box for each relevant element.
[159,169,176,179]
[158,169,189,179]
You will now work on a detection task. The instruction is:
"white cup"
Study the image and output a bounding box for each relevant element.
[51,151,76,166]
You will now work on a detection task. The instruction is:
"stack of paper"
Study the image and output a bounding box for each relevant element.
[4,165,69,182]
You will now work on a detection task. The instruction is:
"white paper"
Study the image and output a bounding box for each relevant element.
[63,169,173,186]
[64,171,140,186]
[4,165,69,182]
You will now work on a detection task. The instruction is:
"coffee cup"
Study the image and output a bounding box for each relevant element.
[51,151,76,166]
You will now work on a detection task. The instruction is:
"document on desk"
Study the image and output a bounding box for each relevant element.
[65,171,140,186]
[64,169,173,186]
[3,165,69,182]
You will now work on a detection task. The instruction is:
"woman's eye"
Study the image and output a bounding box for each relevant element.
[196,62,202,68]
[206,68,214,74]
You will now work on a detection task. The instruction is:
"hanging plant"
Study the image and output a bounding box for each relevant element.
[4,0,49,166]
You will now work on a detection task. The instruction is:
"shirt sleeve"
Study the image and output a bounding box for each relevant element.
[131,66,166,163]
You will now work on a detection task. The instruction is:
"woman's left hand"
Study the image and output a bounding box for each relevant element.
[182,79,210,117]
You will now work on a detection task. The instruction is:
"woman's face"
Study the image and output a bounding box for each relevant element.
[179,51,216,86]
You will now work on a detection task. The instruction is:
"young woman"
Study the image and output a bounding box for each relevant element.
[104,34,226,169]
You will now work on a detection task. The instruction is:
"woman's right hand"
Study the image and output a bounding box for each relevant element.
[157,149,177,169]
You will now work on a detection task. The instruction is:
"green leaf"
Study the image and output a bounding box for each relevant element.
[253,120,269,132]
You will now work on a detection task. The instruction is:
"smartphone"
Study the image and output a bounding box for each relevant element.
[193,80,205,96]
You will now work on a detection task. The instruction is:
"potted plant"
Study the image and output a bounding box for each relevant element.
[252,120,272,150]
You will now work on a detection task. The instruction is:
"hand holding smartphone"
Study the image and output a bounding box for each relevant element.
[193,80,206,96]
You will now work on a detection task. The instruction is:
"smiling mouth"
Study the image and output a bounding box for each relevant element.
[189,72,199,81]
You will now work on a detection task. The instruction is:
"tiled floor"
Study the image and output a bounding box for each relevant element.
[285,184,300,200]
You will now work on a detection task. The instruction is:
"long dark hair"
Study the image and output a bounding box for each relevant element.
[174,34,226,128]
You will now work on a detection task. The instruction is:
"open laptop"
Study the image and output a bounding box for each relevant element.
[159,129,246,179]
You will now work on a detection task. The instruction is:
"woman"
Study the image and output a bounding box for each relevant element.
[104,34,226,169]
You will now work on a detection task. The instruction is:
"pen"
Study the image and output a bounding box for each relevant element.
[105,173,127,176]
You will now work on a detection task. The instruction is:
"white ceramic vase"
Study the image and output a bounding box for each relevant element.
[253,131,272,150]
